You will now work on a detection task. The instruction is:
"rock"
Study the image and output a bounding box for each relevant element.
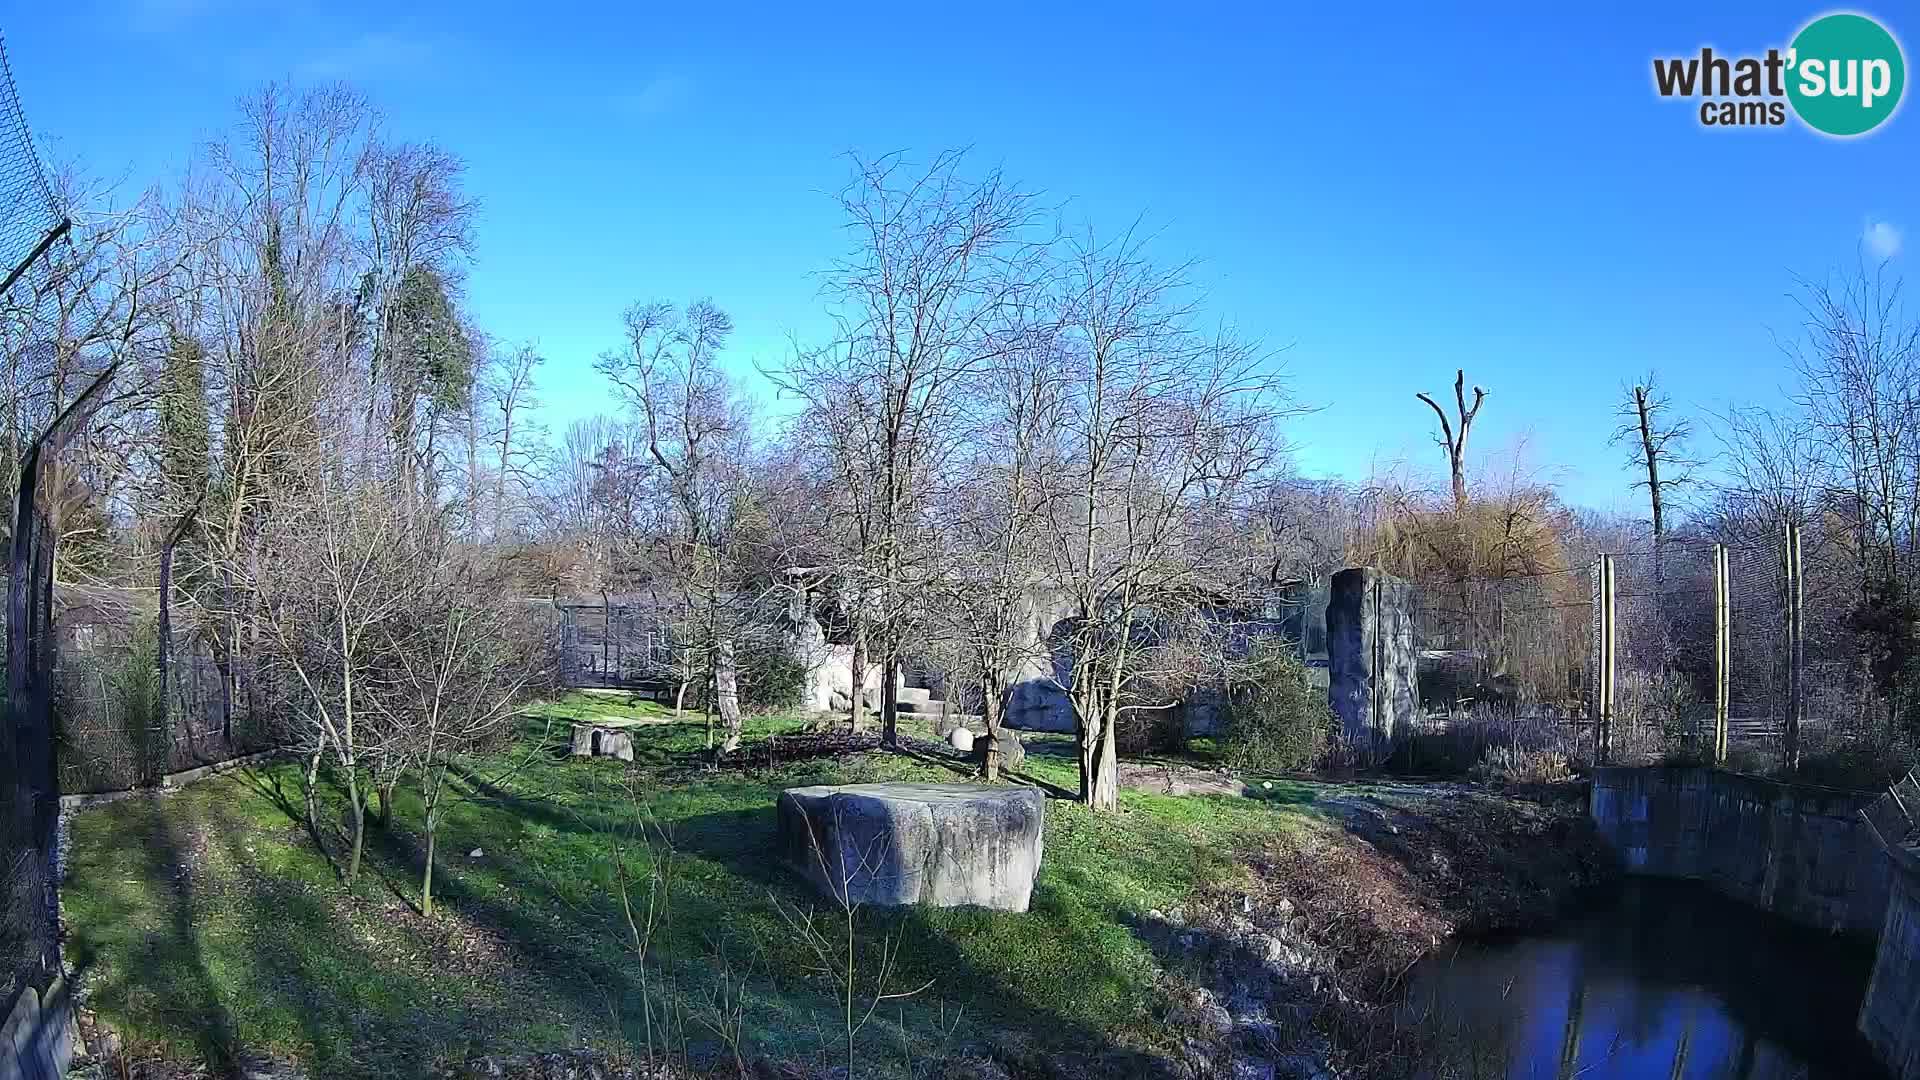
[776,782,1046,911]
[1327,567,1418,759]
[968,727,1026,773]
[949,728,976,753]
[1174,989,1234,1037]
[568,724,634,762]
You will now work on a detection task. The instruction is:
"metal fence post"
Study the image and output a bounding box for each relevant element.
[1714,543,1730,766]
[1784,521,1804,772]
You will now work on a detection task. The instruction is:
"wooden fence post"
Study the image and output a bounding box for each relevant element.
[1596,554,1617,765]
[1784,521,1804,772]
[1714,543,1730,766]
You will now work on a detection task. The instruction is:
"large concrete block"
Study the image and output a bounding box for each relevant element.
[1326,567,1419,754]
[776,782,1045,911]
[569,724,634,762]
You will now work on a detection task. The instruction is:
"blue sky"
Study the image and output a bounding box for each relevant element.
[7,2,1916,512]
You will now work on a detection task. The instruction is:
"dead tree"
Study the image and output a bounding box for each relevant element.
[1416,369,1487,515]
[1612,374,1695,543]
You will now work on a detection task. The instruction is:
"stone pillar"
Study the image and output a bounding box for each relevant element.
[1326,567,1418,757]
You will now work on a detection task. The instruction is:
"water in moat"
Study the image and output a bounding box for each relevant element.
[1404,878,1888,1079]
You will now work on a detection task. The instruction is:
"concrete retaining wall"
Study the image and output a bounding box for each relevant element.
[1588,766,1890,936]
[1591,766,1920,1080]
[1862,868,1920,1080]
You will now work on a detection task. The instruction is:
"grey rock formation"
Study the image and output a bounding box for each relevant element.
[1004,586,1078,733]
[1326,567,1418,758]
[970,728,1027,773]
[776,782,1045,911]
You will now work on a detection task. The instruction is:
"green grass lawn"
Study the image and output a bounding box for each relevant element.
[64,693,1348,1078]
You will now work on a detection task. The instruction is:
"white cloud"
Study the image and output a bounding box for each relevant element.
[618,74,691,117]
[1864,220,1903,260]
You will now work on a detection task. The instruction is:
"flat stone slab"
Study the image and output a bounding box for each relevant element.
[776,782,1044,912]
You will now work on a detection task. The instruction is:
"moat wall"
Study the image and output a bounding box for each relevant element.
[1590,766,1917,1080]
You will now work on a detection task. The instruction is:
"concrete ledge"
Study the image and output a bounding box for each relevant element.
[59,749,281,812]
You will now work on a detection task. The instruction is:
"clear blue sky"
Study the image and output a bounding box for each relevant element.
[8,2,1916,512]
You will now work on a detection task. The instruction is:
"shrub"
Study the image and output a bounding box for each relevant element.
[1221,643,1334,773]
[1114,700,1189,756]
[53,618,167,791]
[739,638,808,712]
[1471,746,1573,785]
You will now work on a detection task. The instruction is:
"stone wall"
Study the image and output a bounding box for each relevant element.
[1588,767,1890,936]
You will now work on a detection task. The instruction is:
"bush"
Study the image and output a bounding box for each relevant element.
[53,618,167,792]
[1114,701,1188,756]
[1471,746,1573,785]
[1221,643,1334,773]
[739,638,808,712]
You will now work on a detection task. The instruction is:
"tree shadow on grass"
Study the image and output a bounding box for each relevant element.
[66,795,242,1074]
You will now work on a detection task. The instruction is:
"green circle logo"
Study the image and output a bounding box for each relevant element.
[1787,12,1906,136]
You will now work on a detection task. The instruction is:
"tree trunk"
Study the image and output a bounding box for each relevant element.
[303,748,324,850]
[346,768,366,884]
[849,622,868,733]
[422,819,438,917]
[982,684,1003,782]
[1635,386,1665,541]
[715,636,742,753]
[1090,700,1120,811]
[881,651,900,749]
[673,678,689,718]
[376,780,393,828]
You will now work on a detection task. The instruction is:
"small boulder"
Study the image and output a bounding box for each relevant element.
[949,728,976,753]
[969,727,1026,772]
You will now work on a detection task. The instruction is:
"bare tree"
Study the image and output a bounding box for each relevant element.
[595,299,756,753]
[240,472,414,883]
[376,552,543,915]
[1612,373,1696,542]
[775,150,1046,746]
[1034,228,1291,810]
[1416,369,1487,516]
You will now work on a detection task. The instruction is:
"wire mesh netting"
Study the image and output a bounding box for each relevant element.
[0,29,69,1014]
[1396,532,1880,772]
[554,597,678,692]
[51,637,272,795]
[1724,538,1788,745]
[1412,569,1593,713]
